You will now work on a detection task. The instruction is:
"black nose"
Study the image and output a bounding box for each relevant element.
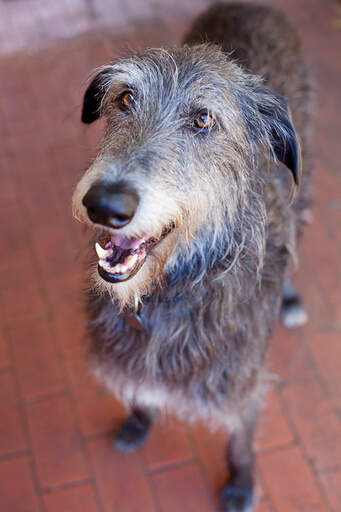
[82,181,139,229]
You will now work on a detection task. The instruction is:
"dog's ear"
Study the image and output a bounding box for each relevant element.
[81,69,111,124]
[254,86,300,185]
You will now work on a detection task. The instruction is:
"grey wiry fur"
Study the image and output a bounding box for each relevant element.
[73,3,313,511]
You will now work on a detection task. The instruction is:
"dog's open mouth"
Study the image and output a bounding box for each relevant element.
[95,224,174,283]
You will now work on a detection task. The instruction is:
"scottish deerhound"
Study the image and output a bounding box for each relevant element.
[72,2,312,510]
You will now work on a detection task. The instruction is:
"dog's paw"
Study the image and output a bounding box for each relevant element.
[280,300,308,328]
[113,415,150,452]
[281,282,308,329]
[221,483,254,512]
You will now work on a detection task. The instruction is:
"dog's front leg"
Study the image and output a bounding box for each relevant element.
[280,279,308,328]
[114,406,156,452]
[222,400,259,512]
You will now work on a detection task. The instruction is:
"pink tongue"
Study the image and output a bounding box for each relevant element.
[110,234,145,250]
[111,235,131,249]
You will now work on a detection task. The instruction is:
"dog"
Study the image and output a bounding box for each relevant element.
[72,2,313,510]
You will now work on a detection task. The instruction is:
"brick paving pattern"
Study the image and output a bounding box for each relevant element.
[0,0,340,510]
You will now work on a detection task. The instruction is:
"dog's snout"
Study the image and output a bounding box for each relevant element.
[82,181,139,229]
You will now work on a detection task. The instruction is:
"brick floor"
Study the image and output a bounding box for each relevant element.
[0,0,340,511]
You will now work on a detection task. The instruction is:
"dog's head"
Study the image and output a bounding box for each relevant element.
[73,45,299,306]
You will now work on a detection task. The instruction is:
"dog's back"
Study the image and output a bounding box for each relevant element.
[185,3,308,113]
[185,2,313,224]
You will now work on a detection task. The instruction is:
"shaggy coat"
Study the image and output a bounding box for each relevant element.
[74,3,312,510]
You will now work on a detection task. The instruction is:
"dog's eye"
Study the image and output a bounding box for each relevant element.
[117,91,135,111]
[193,110,215,131]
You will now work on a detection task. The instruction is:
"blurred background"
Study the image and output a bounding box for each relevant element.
[0,0,340,511]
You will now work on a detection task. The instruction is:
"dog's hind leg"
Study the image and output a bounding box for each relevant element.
[114,406,155,452]
[280,279,308,328]
[222,400,259,512]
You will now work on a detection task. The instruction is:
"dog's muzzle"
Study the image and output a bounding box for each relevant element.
[93,224,174,283]
[82,180,175,283]
[82,181,139,230]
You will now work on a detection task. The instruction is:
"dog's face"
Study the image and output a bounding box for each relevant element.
[73,45,299,306]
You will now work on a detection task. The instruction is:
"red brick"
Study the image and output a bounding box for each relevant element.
[300,213,341,300]
[64,347,99,399]
[12,148,75,233]
[42,483,98,512]
[26,395,88,488]
[256,387,294,452]
[53,300,87,356]
[268,324,316,383]
[328,287,341,325]
[19,170,64,226]
[291,262,336,335]
[0,153,18,204]
[7,113,42,143]
[2,93,34,125]
[282,379,341,471]
[121,16,174,49]
[44,268,84,308]
[88,437,157,512]
[76,393,124,438]
[323,203,341,248]
[48,138,89,198]
[13,140,49,184]
[190,422,266,501]
[9,318,65,400]
[0,371,26,455]
[308,332,341,409]
[0,258,47,324]
[318,469,341,512]
[311,157,339,208]
[0,329,10,368]
[258,445,326,511]
[143,417,193,470]
[255,499,272,512]
[0,202,31,265]
[0,456,39,512]
[65,348,125,437]
[31,216,80,283]
[312,159,340,209]
[190,421,227,492]
[151,462,218,512]
[0,60,37,122]
[38,95,81,145]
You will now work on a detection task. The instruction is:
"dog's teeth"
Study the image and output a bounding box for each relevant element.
[98,259,110,271]
[95,242,109,260]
